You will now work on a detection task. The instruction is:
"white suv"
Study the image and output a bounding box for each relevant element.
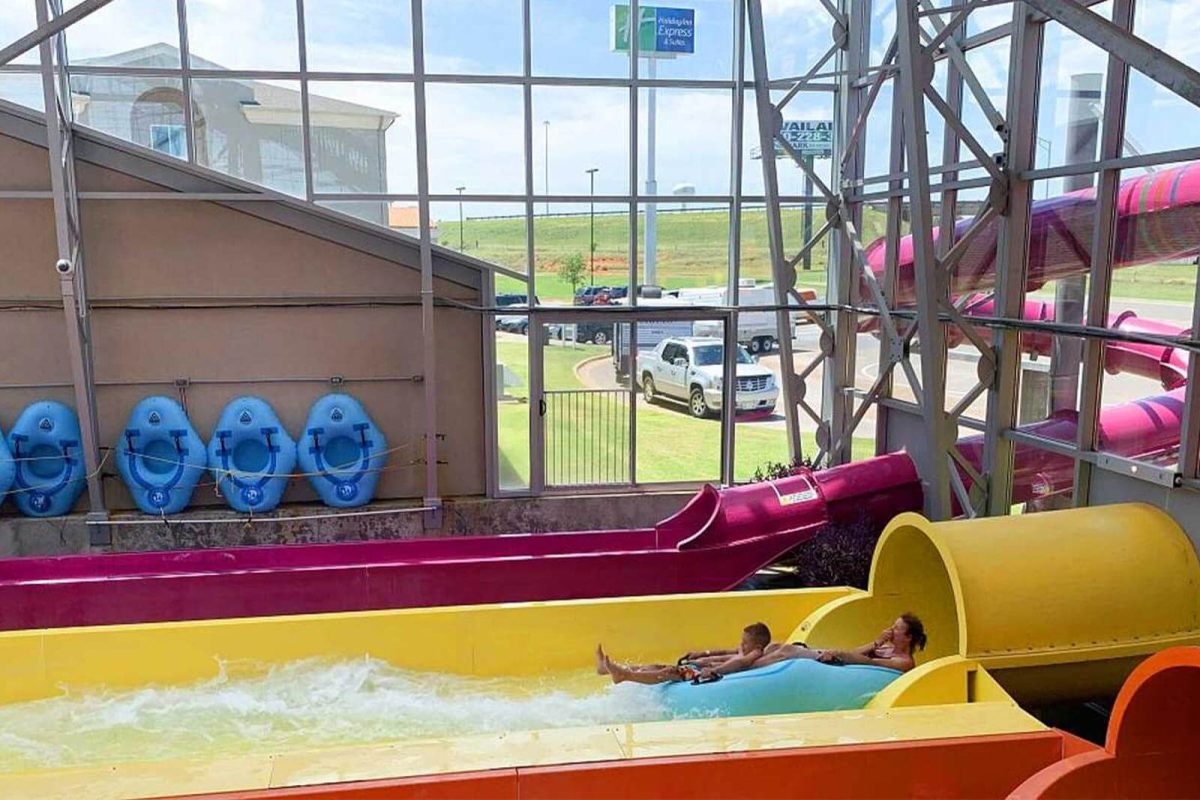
[639,337,778,418]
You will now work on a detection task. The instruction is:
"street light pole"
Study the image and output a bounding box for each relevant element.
[543,120,550,216]
[455,185,466,251]
[586,168,599,287]
[645,56,658,287]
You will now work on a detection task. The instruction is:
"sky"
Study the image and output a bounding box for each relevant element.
[1,0,1198,216]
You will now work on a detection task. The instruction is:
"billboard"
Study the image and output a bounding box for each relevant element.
[751,120,834,160]
[612,5,695,56]
[779,120,834,158]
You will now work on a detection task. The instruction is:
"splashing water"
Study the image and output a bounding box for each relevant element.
[0,657,670,772]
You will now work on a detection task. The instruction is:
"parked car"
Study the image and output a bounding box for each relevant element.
[574,322,614,346]
[496,315,529,335]
[496,293,530,307]
[638,337,778,418]
[574,286,611,306]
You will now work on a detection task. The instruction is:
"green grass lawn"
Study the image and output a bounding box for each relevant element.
[495,339,873,489]
[447,207,1198,305]
[1107,262,1199,304]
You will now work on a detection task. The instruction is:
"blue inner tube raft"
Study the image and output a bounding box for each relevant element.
[208,397,296,513]
[297,393,387,508]
[117,396,207,514]
[0,426,14,505]
[660,658,902,719]
[7,401,87,517]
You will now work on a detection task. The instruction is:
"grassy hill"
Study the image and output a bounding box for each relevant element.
[442,205,1199,304]
[442,205,891,301]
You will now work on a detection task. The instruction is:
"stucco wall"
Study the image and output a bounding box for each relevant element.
[0,132,485,511]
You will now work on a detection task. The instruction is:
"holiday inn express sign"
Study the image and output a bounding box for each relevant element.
[612,5,696,56]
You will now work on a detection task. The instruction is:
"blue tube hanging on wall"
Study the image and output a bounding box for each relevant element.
[116,396,208,515]
[207,396,296,513]
[297,393,388,508]
[0,425,15,507]
[7,401,87,517]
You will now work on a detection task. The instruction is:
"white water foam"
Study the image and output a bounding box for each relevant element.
[0,657,670,771]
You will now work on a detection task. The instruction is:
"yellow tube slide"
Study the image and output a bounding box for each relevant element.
[796,503,1200,704]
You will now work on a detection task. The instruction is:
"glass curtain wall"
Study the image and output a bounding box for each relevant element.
[6,1,1197,507]
[0,0,816,493]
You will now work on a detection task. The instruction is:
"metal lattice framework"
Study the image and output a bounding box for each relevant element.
[748,0,1200,518]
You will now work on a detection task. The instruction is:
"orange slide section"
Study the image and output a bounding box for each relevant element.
[182,731,1082,800]
[1009,646,1200,799]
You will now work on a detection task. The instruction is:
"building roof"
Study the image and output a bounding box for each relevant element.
[388,204,437,229]
[74,43,398,125]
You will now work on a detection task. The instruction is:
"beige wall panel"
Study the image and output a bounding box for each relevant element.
[0,200,60,298]
[0,135,50,191]
[81,201,423,300]
[76,160,163,193]
[0,309,70,388]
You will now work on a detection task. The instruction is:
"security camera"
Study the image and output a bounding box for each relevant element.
[55,259,74,275]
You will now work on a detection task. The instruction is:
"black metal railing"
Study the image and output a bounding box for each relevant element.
[543,389,630,487]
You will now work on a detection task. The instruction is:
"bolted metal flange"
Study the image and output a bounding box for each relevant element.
[976,354,997,389]
[825,196,843,228]
[832,19,848,50]
[989,172,1010,216]
[781,262,798,291]
[815,422,831,452]
[819,330,836,356]
[914,49,935,90]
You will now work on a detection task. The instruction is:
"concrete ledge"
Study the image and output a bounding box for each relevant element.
[0,490,696,556]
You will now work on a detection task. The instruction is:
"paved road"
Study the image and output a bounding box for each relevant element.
[521,293,1193,439]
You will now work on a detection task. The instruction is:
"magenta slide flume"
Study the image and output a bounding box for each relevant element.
[0,453,922,630]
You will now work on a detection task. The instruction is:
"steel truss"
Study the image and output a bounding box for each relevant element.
[33,0,108,539]
[750,0,1200,518]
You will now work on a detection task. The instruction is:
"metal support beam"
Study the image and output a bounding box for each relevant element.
[721,0,747,485]
[627,0,641,487]
[408,0,442,523]
[1024,0,1200,108]
[0,0,114,67]
[983,2,1042,516]
[519,0,542,496]
[1181,272,1200,481]
[746,0,804,464]
[1073,0,1133,504]
[895,0,951,518]
[875,73,906,458]
[823,0,868,466]
[36,0,107,533]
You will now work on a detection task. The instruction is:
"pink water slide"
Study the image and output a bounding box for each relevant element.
[865,161,1200,304]
[953,297,1189,502]
[864,163,1198,499]
[0,454,921,630]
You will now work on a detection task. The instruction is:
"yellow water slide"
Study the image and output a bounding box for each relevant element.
[801,503,1200,706]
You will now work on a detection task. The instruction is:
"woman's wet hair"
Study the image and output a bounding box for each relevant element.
[900,612,927,651]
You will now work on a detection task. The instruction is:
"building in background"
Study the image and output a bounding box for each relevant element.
[70,43,396,224]
[388,204,439,240]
